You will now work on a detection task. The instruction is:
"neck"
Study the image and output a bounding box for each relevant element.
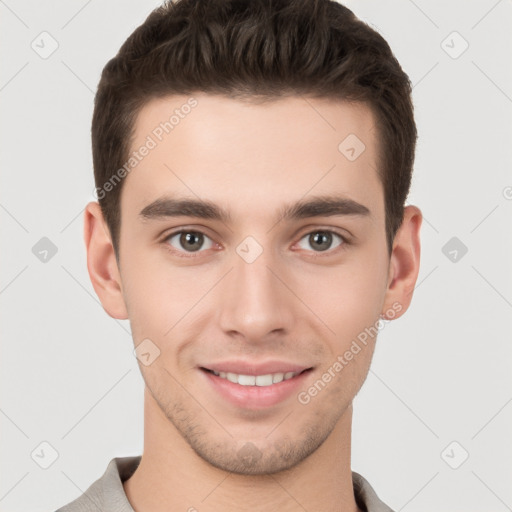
[123,387,360,512]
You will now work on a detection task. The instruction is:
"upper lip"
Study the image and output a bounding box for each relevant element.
[200,360,313,375]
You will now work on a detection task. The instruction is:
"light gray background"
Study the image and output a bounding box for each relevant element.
[1,1,511,511]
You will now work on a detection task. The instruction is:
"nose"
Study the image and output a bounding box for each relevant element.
[217,240,295,344]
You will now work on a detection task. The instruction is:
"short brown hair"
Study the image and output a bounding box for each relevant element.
[92,0,417,259]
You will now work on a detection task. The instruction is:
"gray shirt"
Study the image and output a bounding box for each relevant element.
[55,456,394,512]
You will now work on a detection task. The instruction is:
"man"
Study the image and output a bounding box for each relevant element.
[56,0,421,510]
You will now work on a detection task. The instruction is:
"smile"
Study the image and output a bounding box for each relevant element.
[200,366,313,409]
[207,369,301,386]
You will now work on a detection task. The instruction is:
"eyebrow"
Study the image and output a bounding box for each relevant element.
[138,194,371,224]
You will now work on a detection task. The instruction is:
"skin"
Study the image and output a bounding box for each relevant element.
[84,93,422,512]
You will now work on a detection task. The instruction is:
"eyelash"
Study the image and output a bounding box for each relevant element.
[161,227,351,259]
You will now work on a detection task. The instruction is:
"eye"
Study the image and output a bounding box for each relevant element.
[164,230,215,256]
[162,228,350,259]
[295,230,347,254]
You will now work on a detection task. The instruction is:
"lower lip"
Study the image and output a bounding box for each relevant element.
[201,369,312,410]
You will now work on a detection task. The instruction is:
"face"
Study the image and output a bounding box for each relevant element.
[93,93,410,475]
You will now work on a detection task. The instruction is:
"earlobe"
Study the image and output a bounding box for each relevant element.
[83,201,128,320]
[381,205,422,320]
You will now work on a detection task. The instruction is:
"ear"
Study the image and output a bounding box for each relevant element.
[83,201,128,320]
[381,205,422,320]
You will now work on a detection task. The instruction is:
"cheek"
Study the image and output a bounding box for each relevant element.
[120,249,213,345]
[298,256,386,341]
[119,248,171,339]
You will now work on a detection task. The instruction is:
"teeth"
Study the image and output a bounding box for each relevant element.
[255,374,273,386]
[210,370,298,386]
[238,374,256,386]
[272,373,284,383]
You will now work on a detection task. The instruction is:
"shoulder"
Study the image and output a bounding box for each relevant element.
[54,456,141,512]
[352,471,395,512]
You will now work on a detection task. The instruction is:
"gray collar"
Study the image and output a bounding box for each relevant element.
[56,456,395,512]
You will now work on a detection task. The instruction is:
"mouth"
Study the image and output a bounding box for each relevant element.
[199,365,314,409]
[200,367,312,387]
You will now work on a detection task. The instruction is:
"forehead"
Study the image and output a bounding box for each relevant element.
[121,93,383,224]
